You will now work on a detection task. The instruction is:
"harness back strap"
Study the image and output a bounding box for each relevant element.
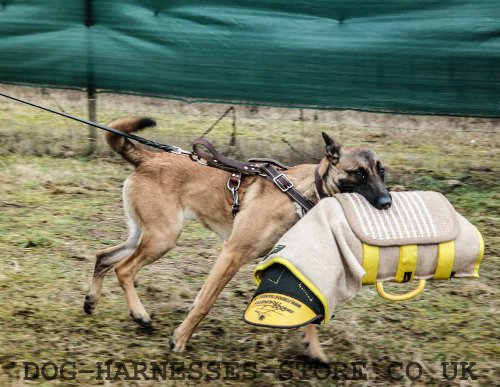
[191,137,262,175]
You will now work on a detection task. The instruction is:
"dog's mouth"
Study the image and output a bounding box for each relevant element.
[341,189,392,210]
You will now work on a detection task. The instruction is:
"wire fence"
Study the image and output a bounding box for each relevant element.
[0,84,498,164]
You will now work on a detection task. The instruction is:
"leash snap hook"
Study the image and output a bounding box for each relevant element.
[171,145,192,155]
[171,146,183,154]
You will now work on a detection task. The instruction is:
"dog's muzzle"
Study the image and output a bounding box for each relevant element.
[375,193,392,210]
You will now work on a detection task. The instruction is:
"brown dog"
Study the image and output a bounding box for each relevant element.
[83,116,391,362]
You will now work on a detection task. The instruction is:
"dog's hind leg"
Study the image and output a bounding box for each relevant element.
[113,206,183,326]
[84,241,139,315]
[84,178,142,315]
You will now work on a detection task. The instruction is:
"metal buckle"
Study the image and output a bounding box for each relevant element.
[273,173,293,192]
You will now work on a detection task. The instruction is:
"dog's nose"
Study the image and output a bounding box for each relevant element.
[376,195,392,210]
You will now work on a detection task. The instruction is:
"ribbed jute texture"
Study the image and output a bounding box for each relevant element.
[336,192,459,246]
[255,193,483,320]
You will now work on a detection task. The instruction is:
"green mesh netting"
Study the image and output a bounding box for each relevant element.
[1,0,499,117]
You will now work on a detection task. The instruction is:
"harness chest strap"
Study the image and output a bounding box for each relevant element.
[259,163,315,214]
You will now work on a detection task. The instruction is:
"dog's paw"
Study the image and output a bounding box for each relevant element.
[306,353,329,367]
[304,346,329,366]
[169,337,185,353]
[295,353,329,367]
[169,330,186,353]
[130,312,152,327]
[168,337,176,351]
[83,295,95,315]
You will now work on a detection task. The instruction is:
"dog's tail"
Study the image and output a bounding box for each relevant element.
[105,116,157,166]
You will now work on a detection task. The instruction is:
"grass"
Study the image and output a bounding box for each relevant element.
[0,85,498,386]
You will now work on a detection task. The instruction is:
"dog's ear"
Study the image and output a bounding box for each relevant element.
[322,132,341,164]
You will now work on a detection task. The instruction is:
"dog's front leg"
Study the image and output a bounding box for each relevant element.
[302,324,328,364]
[170,239,253,352]
[170,198,297,352]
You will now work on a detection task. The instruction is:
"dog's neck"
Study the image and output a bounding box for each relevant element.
[290,158,340,204]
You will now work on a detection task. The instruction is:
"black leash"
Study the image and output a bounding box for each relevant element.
[0,92,192,155]
[0,92,316,214]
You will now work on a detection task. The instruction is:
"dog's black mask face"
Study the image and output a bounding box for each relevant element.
[322,132,392,210]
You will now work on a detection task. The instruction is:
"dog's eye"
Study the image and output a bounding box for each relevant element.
[353,169,366,179]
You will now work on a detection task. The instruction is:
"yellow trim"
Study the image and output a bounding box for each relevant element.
[253,257,330,323]
[376,279,426,301]
[473,226,485,278]
[395,245,418,283]
[361,244,380,285]
[434,241,455,280]
[244,292,318,328]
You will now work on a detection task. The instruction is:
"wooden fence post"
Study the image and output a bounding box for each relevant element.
[87,88,97,154]
[85,0,96,155]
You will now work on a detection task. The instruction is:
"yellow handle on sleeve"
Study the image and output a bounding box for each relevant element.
[376,279,426,301]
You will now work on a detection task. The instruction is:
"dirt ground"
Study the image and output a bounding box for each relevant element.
[0,85,498,386]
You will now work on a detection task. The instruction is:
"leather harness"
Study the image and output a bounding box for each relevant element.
[191,137,324,217]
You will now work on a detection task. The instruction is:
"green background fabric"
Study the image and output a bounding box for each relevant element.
[0,0,499,117]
